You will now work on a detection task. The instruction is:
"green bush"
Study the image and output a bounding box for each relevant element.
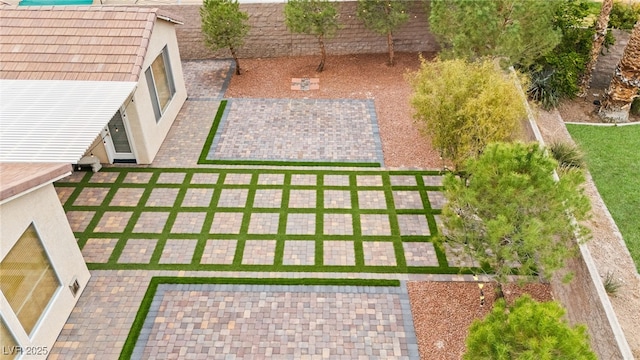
[549,141,586,171]
[528,0,595,105]
[527,70,560,110]
[409,59,526,170]
[631,96,640,116]
[465,295,597,360]
[610,1,640,30]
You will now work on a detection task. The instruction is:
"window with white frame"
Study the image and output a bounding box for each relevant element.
[145,46,176,122]
[0,224,60,336]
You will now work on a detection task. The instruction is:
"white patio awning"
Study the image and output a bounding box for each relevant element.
[0,79,137,163]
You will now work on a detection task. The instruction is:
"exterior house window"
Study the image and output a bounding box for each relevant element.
[0,224,60,335]
[145,46,176,122]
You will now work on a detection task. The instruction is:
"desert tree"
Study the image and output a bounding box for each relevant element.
[600,20,640,122]
[284,0,339,72]
[429,0,561,67]
[579,0,614,96]
[465,295,597,360]
[409,58,525,170]
[200,0,249,75]
[440,142,590,298]
[356,0,409,66]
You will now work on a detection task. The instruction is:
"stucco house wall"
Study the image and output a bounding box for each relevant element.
[84,15,187,166]
[129,18,187,165]
[0,166,90,358]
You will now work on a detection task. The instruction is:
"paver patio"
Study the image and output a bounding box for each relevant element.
[204,99,384,165]
[49,60,478,359]
[57,168,454,273]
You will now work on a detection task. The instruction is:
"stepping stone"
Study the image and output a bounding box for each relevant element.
[282,240,315,265]
[201,239,237,264]
[81,238,118,263]
[118,239,157,264]
[157,172,186,184]
[323,240,355,266]
[403,242,439,267]
[159,239,197,264]
[397,215,430,236]
[291,77,319,91]
[210,212,244,234]
[242,240,276,265]
[133,212,169,233]
[363,241,397,266]
[360,214,391,236]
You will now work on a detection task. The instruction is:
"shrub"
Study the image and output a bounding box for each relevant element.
[528,0,594,104]
[603,271,622,296]
[631,96,640,116]
[528,70,560,110]
[465,295,597,359]
[409,59,525,170]
[609,1,640,30]
[549,141,586,171]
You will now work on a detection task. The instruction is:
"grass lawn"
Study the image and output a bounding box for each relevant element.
[566,124,640,272]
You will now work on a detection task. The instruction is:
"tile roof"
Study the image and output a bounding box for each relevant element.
[0,162,71,202]
[0,6,182,82]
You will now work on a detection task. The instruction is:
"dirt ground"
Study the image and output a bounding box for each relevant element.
[226,52,442,169]
[557,96,640,123]
[408,282,553,360]
[225,52,638,358]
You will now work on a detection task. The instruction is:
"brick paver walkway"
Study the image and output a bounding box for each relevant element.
[56,168,458,273]
[56,168,456,273]
[49,59,483,359]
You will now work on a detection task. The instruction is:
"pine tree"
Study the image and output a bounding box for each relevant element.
[200,0,249,75]
[284,0,339,72]
[356,0,409,66]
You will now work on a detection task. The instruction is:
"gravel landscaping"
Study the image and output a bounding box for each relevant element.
[225,53,558,358]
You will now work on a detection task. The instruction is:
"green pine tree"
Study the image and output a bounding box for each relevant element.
[429,0,561,67]
[465,295,597,360]
[356,0,409,66]
[200,0,249,75]
[284,0,339,72]
[440,142,591,297]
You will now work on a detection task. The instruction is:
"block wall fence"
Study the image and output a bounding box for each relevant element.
[145,2,632,357]
[156,1,438,60]
[517,76,633,359]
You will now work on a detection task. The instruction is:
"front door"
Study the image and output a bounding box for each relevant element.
[103,107,135,163]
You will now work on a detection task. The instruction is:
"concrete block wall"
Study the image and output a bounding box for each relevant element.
[517,77,633,359]
[551,253,629,359]
[156,1,438,60]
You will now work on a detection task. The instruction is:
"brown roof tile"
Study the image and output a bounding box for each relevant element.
[0,163,72,202]
[0,6,182,82]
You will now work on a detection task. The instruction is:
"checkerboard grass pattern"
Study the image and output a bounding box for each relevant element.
[56,168,466,274]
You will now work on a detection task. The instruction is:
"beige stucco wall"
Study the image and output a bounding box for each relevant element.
[81,19,187,165]
[127,18,187,165]
[0,184,90,358]
[84,135,110,165]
